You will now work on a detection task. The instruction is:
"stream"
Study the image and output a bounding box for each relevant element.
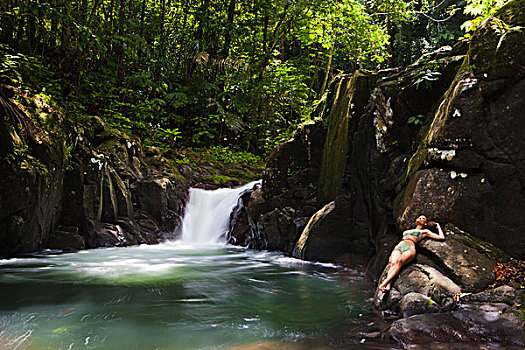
[0,182,375,349]
[0,244,374,349]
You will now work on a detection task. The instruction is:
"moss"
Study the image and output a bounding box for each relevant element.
[201,174,239,186]
[396,146,429,192]
[445,224,511,262]
[496,0,525,26]
[317,75,354,205]
[397,57,472,191]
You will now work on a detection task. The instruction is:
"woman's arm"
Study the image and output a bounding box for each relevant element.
[424,223,445,240]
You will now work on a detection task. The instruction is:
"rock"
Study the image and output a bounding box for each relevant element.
[256,208,298,253]
[132,178,170,223]
[131,176,187,232]
[389,302,525,347]
[496,0,525,26]
[461,285,519,305]
[292,195,372,262]
[263,122,324,205]
[0,96,66,256]
[48,229,85,251]
[469,17,525,82]
[374,264,461,312]
[92,223,133,247]
[418,225,498,291]
[317,75,353,206]
[398,292,440,318]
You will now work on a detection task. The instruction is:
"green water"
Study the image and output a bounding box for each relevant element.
[0,243,373,349]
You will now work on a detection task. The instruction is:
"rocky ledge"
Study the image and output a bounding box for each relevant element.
[0,94,189,256]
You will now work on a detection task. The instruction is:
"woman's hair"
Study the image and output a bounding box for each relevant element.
[426,220,438,232]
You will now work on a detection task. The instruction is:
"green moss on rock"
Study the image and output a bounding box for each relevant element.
[317,72,375,205]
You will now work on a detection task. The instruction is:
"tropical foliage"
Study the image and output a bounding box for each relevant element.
[0,0,507,155]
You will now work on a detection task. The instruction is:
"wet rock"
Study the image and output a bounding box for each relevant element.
[256,208,298,253]
[389,302,525,347]
[131,176,187,232]
[48,229,85,251]
[398,292,440,318]
[228,193,254,247]
[92,223,136,247]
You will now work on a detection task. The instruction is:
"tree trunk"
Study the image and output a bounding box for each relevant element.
[262,5,268,53]
[27,14,36,53]
[88,0,102,24]
[320,41,335,97]
[159,0,166,59]
[221,0,236,58]
[138,0,147,60]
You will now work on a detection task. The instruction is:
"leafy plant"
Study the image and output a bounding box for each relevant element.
[461,0,510,32]
[408,114,426,126]
[413,69,442,89]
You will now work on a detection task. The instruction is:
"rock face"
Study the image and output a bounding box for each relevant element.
[232,1,524,263]
[0,96,67,255]
[227,1,525,347]
[389,303,525,347]
[0,94,189,257]
[292,195,373,263]
[394,21,525,258]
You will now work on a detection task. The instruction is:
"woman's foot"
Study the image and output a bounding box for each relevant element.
[379,282,391,293]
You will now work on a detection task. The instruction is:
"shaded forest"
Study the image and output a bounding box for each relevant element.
[0,0,496,156]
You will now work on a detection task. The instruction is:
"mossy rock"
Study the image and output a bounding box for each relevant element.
[444,224,510,262]
[468,17,525,81]
[496,0,525,26]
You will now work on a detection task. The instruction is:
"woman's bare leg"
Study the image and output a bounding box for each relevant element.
[379,249,400,292]
[379,249,416,292]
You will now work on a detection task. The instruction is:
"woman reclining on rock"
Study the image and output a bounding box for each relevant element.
[378,215,445,292]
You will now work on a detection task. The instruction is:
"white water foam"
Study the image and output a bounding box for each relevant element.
[180,180,261,245]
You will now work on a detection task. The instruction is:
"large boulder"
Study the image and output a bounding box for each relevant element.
[418,224,500,291]
[292,195,373,263]
[398,292,440,318]
[394,13,525,259]
[257,207,299,253]
[374,263,460,315]
[48,226,85,251]
[131,176,187,233]
[227,187,267,249]
[389,303,525,347]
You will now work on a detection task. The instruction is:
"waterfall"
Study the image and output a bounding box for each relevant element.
[180,180,261,244]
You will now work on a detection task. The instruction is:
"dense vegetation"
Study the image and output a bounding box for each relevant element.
[0,0,509,156]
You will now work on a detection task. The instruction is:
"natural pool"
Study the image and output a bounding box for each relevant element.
[0,243,375,349]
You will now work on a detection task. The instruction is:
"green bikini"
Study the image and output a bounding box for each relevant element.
[394,229,426,253]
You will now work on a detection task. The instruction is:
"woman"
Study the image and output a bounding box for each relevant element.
[378,215,445,292]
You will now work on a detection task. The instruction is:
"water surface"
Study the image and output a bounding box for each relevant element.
[0,243,373,349]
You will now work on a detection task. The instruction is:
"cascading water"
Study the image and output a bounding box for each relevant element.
[180,180,261,244]
[0,180,375,350]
